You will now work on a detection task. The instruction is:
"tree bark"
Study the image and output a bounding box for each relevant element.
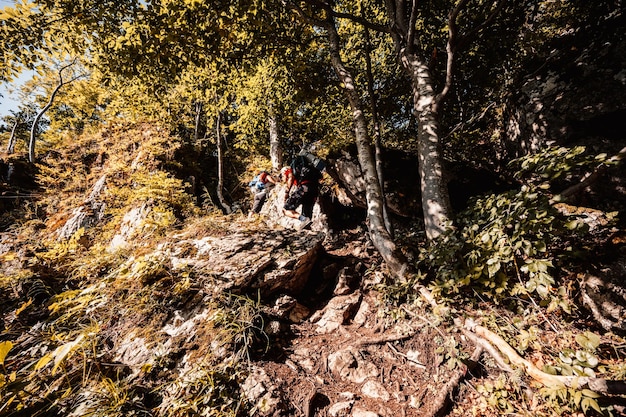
[323,14,408,277]
[268,102,283,170]
[7,119,18,154]
[215,111,232,214]
[400,51,452,240]
[384,0,504,240]
[194,101,203,143]
[363,26,393,237]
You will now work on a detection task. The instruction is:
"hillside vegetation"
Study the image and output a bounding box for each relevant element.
[1,0,626,416]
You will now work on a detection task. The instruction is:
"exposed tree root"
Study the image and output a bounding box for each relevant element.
[580,274,625,332]
[463,319,626,395]
[462,328,513,373]
[424,346,483,417]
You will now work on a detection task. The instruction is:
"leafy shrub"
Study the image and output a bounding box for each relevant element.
[424,185,570,303]
[421,146,611,307]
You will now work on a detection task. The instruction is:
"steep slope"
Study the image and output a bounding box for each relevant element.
[1,122,626,417]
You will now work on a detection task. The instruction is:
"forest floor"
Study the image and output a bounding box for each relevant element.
[237,223,626,417]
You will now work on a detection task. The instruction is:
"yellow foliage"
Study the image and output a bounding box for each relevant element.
[0,341,13,366]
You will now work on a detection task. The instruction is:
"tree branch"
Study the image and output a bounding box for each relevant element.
[406,0,419,53]
[433,0,469,113]
[29,59,85,163]
[297,0,390,33]
[556,146,626,202]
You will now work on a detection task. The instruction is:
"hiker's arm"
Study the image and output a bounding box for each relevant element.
[284,174,294,197]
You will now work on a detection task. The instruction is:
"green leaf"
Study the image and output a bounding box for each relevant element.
[575,332,601,350]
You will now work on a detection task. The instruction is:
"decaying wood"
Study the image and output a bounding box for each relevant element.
[355,331,416,347]
[579,273,625,331]
[424,346,483,417]
[580,286,621,331]
[464,319,626,395]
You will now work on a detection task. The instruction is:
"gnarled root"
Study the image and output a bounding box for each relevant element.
[463,319,626,395]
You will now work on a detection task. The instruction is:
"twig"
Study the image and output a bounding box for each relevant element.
[386,342,427,369]
[355,331,415,347]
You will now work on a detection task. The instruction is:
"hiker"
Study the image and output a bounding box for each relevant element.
[281,153,323,230]
[248,170,276,218]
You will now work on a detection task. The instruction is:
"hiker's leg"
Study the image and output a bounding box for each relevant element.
[283,208,300,219]
[283,186,305,219]
[301,184,318,219]
[252,190,267,213]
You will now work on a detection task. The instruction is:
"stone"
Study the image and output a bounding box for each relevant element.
[312,292,362,334]
[351,408,379,417]
[57,174,107,241]
[327,348,379,384]
[328,401,354,417]
[361,380,390,402]
[241,367,283,416]
[166,229,324,298]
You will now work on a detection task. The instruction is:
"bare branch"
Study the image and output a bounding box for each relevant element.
[557,146,626,201]
[28,59,86,163]
[433,0,470,113]
[297,0,390,33]
[406,0,419,53]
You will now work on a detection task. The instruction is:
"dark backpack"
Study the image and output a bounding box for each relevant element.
[290,151,325,183]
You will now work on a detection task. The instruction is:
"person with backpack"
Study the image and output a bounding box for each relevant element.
[248,170,276,218]
[281,151,324,230]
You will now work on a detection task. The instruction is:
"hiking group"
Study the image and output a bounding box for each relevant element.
[248,151,325,230]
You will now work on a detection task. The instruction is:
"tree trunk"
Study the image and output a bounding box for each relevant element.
[364,26,393,237]
[215,111,232,214]
[194,101,203,143]
[324,16,408,278]
[29,82,63,163]
[268,102,283,170]
[7,119,18,154]
[401,51,453,241]
[29,60,82,164]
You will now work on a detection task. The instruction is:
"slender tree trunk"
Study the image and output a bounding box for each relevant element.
[29,82,63,163]
[215,111,232,214]
[363,26,393,237]
[268,101,283,170]
[386,0,503,240]
[401,51,452,240]
[29,60,83,163]
[7,119,18,154]
[194,101,203,143]
[324,16,408,277]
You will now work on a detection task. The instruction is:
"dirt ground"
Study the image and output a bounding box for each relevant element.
[245,230,492,417]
